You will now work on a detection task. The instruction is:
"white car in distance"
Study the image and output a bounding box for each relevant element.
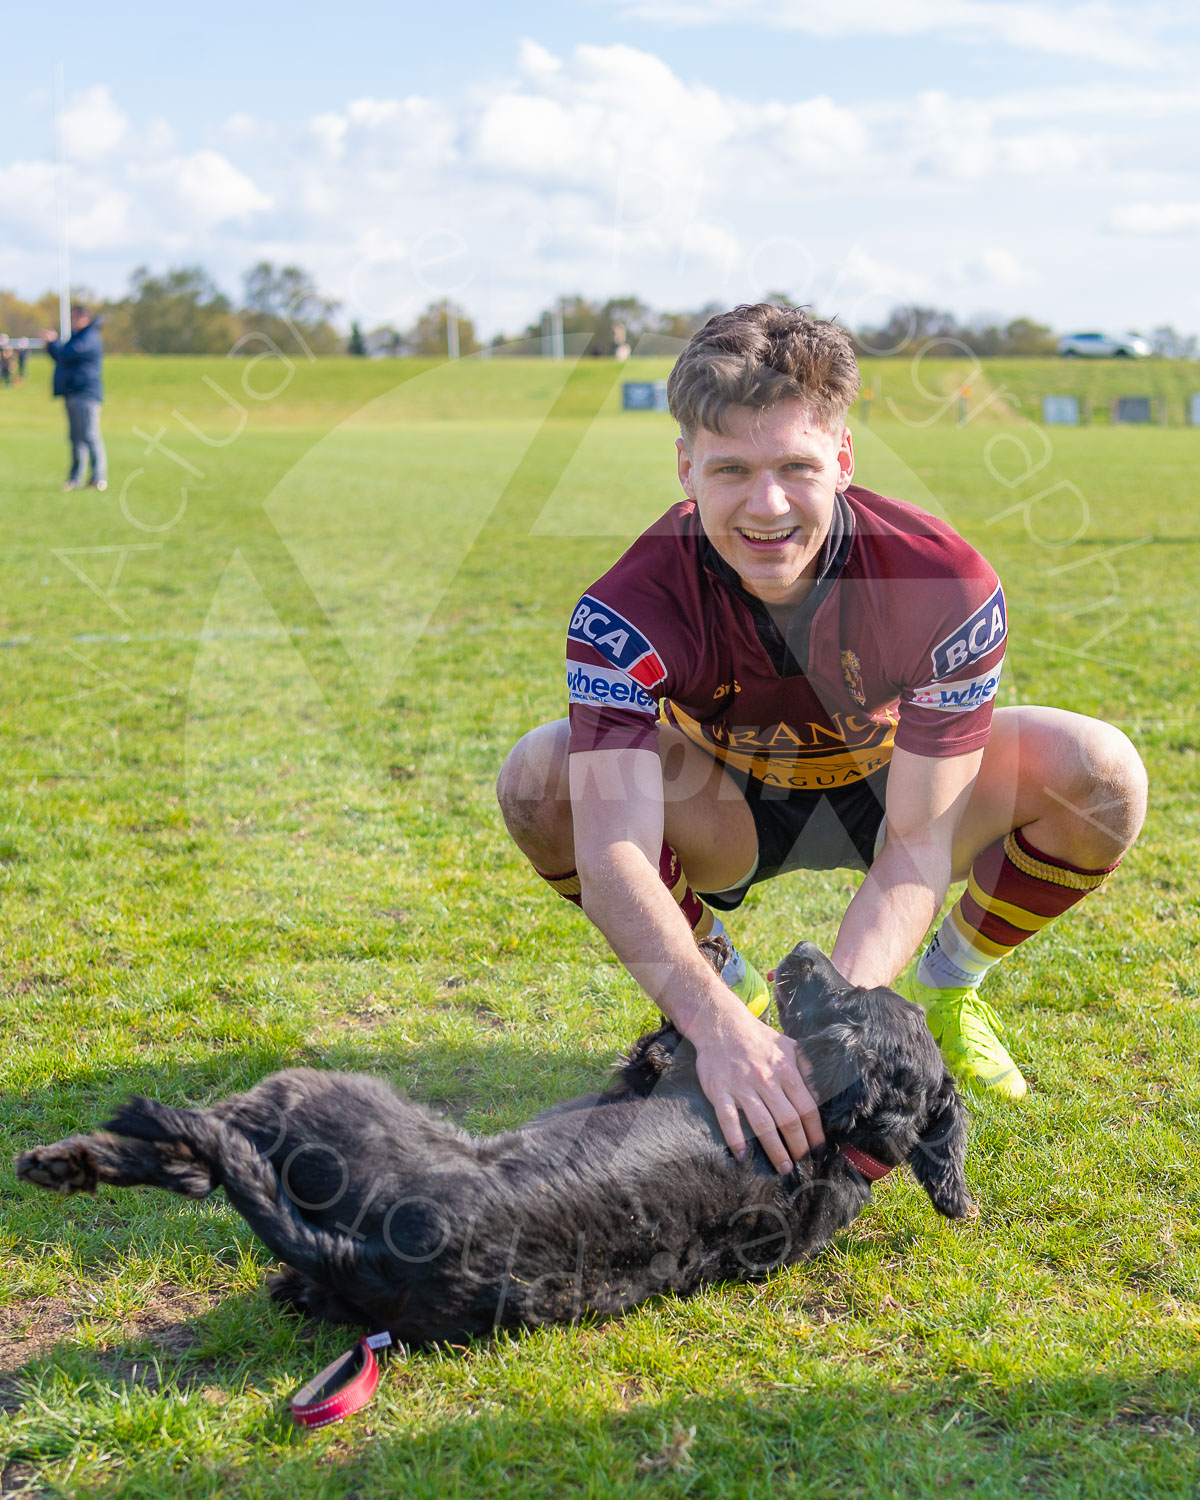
[1057,331,1152,358]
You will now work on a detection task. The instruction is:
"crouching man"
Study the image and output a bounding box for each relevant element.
[497,303,1146,1174]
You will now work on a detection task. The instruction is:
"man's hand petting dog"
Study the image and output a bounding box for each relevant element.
[690,1002,824,1175]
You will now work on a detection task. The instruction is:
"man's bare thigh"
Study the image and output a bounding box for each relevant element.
[656,724,758,892]
[505,718,758,893]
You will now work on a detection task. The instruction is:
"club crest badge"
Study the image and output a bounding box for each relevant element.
[841,649,866,706]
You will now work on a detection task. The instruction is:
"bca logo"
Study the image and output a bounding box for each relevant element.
[931,585,1007,680]
[568,594,666,689]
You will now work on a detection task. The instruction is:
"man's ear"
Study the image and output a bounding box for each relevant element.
[676,436,695,500]
[837,425,854,490]
[908,1076,972,1219]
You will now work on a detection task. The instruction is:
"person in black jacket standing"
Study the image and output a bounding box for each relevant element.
[40,304,107,492]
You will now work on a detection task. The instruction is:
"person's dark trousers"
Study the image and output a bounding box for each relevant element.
[64,395,106,487]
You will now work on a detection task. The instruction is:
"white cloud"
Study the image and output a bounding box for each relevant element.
[0,158,134,252]
[58,85,129,163]
[966,248,1031,284]
[219,112,271,145]
[0,161,58,242]
[1110,201,1200,233]
[598,0,1171,69]
[308,112,348,160]
[128,150,273,229]
[895,90,1094,179]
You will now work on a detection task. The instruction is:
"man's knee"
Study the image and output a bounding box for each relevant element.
[1079,720,1147,844]
[496,723,572,854]
[1052,717,1147,855]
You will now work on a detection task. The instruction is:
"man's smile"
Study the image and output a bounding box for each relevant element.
[736,525,800,546]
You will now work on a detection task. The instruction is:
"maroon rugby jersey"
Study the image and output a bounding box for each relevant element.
[566,487,1006,793]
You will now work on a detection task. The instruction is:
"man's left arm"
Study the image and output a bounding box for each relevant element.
[830,743,983,989]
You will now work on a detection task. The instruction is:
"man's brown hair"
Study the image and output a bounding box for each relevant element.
[667,303,860,442]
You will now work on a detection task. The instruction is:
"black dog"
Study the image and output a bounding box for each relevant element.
[17,942,970,1345]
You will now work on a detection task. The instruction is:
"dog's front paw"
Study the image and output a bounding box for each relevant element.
[15,1140,100,1196]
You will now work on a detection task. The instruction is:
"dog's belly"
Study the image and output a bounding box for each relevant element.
[338,1094,821,1341]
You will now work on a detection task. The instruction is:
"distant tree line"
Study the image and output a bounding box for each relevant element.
[0,263,344,356]
[1,271,1194,359]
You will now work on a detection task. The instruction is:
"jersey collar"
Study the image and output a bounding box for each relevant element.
[700,491,856,677]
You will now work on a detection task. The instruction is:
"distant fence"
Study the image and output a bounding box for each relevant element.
[1112,396,1153,424]
[1041,396,1079,426]
[622,380,669,412]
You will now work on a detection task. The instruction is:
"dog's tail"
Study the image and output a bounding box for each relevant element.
[105,1098,364,1286]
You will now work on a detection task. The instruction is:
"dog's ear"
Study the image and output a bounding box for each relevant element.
[774,942,851,1030]
[611,1023,684,1097]
[807,1024,880,1134]
[908,1075,972,1219]
[697,933,732,978]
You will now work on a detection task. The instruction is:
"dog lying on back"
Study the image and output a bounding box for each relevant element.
[17,942,970,1345]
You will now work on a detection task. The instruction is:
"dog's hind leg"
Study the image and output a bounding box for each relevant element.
[266,1266,373,1328]
[16,1132,217,1199]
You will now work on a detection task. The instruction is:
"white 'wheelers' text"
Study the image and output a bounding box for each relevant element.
[910,664,1004,714]
[567,663,657,714]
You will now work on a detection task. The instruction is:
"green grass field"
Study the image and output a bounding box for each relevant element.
[0,353,1197,1498]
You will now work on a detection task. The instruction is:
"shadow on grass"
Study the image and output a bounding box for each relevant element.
[4,1355,1199,1499]
[4,1028,613,1154]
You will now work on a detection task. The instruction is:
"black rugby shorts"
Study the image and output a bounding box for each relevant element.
[697,764,890,911]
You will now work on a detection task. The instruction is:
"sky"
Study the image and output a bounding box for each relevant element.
[1,0,1198,339]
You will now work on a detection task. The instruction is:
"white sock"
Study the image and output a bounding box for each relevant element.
[917,930,996,990]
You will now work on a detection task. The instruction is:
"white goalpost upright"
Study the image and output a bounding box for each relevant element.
[54,61,70,340]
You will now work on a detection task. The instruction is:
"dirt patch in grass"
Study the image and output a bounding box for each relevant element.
[119,1286,221,1356]
[3,973,68,998]
[0,1285,222,1398]
[0,1296,78,1383]
[0,1459,46,1495]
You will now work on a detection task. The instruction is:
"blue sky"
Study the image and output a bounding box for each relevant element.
[2,0,1197,337]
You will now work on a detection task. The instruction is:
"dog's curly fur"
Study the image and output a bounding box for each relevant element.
[16,942,970,1345]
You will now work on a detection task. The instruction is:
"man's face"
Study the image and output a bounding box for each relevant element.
[676,399,854,606]
[71,310,89,332]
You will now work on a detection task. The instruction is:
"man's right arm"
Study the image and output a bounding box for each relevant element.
[569,745,823,1173]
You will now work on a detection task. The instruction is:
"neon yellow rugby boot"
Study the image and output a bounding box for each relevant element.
[898,971,1028,1100]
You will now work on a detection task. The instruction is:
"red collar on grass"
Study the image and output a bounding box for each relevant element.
[290,1331,392,1429]
[841,1145,892,1182]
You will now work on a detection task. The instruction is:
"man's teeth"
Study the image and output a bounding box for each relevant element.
[740,528,794,541]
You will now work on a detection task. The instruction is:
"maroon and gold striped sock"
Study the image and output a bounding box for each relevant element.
[538,842,718,939]
[918,828,1120,990]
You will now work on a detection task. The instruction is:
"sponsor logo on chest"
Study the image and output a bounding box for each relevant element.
[930,585,1006,680]
[568,595,666,688]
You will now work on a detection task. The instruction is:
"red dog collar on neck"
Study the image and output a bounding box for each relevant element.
[290,1332,392,1429]
[841,1145,892,1182]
